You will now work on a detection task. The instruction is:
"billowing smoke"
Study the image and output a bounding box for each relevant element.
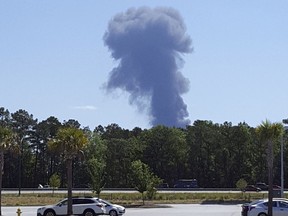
[103,7,192,128]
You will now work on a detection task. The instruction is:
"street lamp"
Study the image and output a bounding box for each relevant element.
[281,119,288,198]
[281,131,284,197]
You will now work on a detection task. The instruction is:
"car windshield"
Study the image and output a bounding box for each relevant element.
[57,199,68,206]
[98,199,112,206]
[250,200,265,205]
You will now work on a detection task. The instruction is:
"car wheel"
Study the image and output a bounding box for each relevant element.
[44,210,56,216]
[258,213,267,216]
[109,210,118,216]
[83,209,95,216]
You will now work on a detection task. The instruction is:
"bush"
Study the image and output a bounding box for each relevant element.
[236,178,247,191]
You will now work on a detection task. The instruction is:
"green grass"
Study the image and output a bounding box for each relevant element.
[0,191,273,206]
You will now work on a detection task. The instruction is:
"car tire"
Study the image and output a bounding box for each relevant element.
[44,210,56,216]
[109,210,118,216]
[258,213,267,216]
[83,209,95,216]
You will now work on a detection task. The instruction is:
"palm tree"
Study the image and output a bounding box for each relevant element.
[256,120,283,216]
[48,127,88,216]
[0,126,17,216]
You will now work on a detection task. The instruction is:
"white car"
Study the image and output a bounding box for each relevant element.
[96,198,125,216]
[37,197,105,216]
[242,198,288,216]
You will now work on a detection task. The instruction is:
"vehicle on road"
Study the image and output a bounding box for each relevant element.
[37,197,105,216]
[174,179,198,188]
[255,182,281,190]
[242,185,261,192]
[273,185,281,189]
[255,182,268,190]
[241,198,288,216]
[157,183,169,188]
[96,198,125,216]
[38,184,51,189]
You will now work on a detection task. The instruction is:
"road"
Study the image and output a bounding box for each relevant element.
[2,188,245,194]
[2,204,242,216]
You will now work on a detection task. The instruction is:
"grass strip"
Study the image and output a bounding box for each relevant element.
[0,192,272,206]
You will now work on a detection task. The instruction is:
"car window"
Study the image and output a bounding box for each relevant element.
[73,198,95,204]
[72,199,80,205]
[279,201,288,208]
[263,201,277,207]
[81,199,95,204]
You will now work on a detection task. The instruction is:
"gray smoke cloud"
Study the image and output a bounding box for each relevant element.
[103,7,192,128]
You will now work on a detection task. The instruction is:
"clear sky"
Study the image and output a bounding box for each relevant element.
[1,0,288,130]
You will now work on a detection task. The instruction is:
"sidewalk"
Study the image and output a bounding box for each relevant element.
[2,206,37,216]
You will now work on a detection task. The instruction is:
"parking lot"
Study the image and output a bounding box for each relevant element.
[2,204,242,216]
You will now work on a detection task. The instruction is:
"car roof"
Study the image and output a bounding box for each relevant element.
[260,198,288,201]
[250,198,288,204]
[60,197,100,201]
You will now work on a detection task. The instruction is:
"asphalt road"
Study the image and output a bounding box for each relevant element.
[2,188,244,194]
[2,204,242,216]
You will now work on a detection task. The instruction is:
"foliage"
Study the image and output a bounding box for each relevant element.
[141,126,188,186]
[236,178,247,191]
[2,106,288,195]
[146,177,162,200]
[131,160,161,204]
[73,131,106,189]
[49,173,61,196]
[48,126,88,216]
[0,126,17,215]
[48,127,88,160]
[256,120,283,216]
[49,173,61,188]
[87,158,106,197]
[256,120,283,142]
[105,137,142,188]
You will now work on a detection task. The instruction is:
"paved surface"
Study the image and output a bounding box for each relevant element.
[2,189,244,194]
[1,204,242,216]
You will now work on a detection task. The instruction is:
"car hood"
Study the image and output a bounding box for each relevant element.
[242,203,250,206]
[37,205,55,211]
[113,204,125,210]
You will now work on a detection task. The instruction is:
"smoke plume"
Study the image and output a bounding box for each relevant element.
[103,7,192,127]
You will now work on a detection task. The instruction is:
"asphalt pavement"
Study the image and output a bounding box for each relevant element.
[2,204,242,216]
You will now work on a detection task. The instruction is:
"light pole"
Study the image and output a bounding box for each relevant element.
[18,136,24,196]
[281,119,288,198]
[281,133,284,197]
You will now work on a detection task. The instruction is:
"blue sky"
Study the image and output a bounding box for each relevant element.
[1,0,288,129]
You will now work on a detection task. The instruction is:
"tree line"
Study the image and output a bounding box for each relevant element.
[0,107,287,190]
